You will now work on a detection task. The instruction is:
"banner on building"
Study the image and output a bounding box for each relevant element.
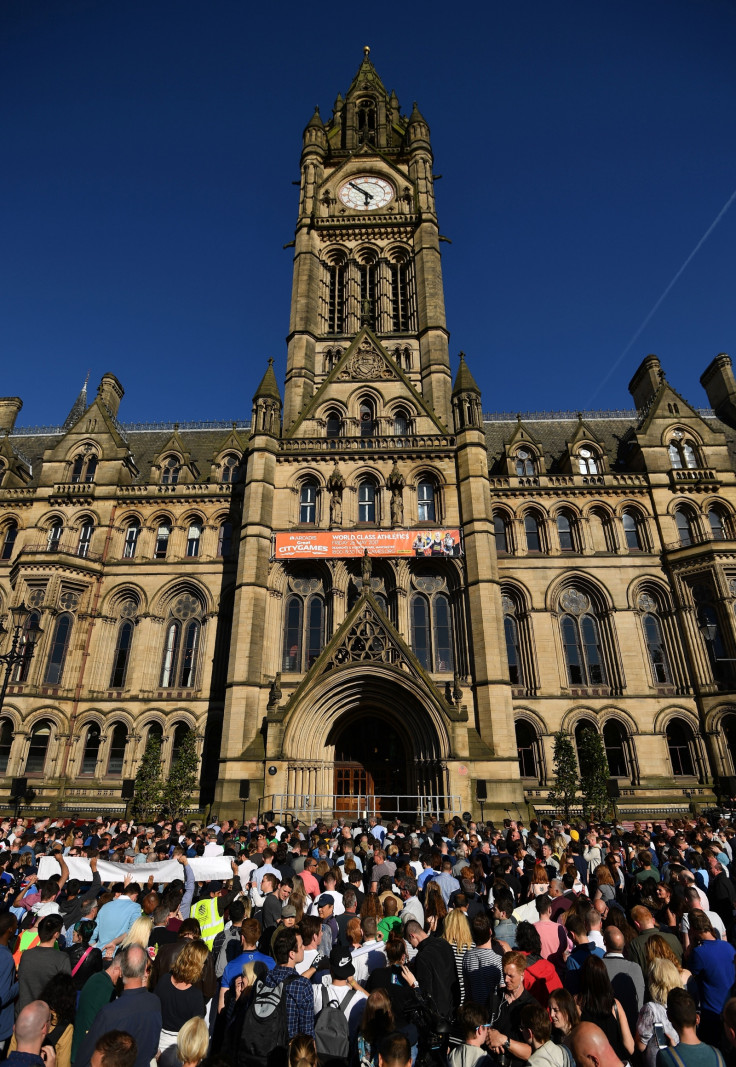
[273,529,463,559]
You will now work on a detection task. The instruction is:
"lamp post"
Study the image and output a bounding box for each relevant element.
[0,602,43,716]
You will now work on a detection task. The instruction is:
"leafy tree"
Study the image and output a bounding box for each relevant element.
[578,727,611,822]
[131,734,163,822]
[161,729,199,819]
[548,729,578,819]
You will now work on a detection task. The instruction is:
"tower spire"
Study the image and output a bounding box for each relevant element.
[62,372,90,431]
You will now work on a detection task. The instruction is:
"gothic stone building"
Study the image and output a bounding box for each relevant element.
[2,51,736,822]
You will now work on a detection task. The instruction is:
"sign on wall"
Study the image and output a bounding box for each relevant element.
[273,529,463,559]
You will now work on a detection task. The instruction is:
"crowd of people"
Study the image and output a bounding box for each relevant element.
[0,810,735,1067]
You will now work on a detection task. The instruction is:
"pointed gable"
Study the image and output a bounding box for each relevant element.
[286,327,448,438]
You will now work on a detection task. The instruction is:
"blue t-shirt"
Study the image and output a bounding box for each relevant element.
[222,949,275,988]
[692,939,736,1014]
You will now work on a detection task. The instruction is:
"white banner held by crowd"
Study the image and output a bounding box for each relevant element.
[38,855,236,884]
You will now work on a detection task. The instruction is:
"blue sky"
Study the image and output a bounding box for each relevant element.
[2,0,735,426]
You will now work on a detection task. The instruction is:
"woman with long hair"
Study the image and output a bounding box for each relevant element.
[644,933,692,989]
[636,958,682,1067]
[424,880,448,935]
[442,908,474,1002]
[548,988,580,1045]
[358,989,396,1067]
[153,939,208,1052]
[576,956,634,1061]
[593,864,616,904]
[38,974,75,1067]
[118,915,153,954]
[603,908,638,948]
[360,893,383,921]
[64,918,102,991]
[528,864,550,899]
[289,876,308,924]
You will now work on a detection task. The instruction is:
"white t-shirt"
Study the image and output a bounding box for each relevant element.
[351,939,386,983]
[309,890,345,916]
[680,908,727,940]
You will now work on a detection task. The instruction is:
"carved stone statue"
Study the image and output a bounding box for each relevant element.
[361,548,372,586]
[330,491,342,526]
[390,490,404,525]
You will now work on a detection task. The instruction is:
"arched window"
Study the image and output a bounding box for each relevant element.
[84,455,97,483]
[557,511,575,552]
[589,507,617,553]
[25,721,52,775]
[282,589,324,672]
[666,718,696,776]
[47,520,62,552]
[160,621,180,687]
[12,612,40,683]
[186,521,202,558]
[0,719,13,774]
[410,594,430,670]
[356,98,376,144]
[669,438,698,470]
[70,455,85,483]
[171,722,191,763]
[179,620,200,687]
[217,521,233,557]
[1,522,18,561]
[106,723,128,776]
[326,262,346,334]
[524,513,541,552]
[358,481,376,523]
[433,594,453,672]
[578,447,599,475]
[574,721,599,767]
[110,621,134,689]
[699,602,728,681]
[77,521,93,558]
[123,520,140,559]
[417,481,436,523]
[642,613,671,684]
[515,450,535,476]
[283,596,303,671]
[622,510,643,551]
[80,724,101,776]
[516,721,538,778]
[358,263,377,329]
[504,614,521,685]
[493,513,509,554]
[359,399,375,437]
[603,720,629,777]
[147,722,163,746]
[708,507,728,541]
[44,614,72,685]
[393,409,409,436]
[675,509,695,547]
[154,521,171,559]
[325,411,342,438]
[560,589,607,687]
[161,456,181,485]
[299,482,318,524]
[220,455,239,484]
[390,260,412,332]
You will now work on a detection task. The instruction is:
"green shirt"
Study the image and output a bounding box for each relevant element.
[71,971,115,1064]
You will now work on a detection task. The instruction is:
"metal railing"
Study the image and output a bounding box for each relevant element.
[258,794,462,824]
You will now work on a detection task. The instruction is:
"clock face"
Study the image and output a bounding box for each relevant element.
[338,175,394,211]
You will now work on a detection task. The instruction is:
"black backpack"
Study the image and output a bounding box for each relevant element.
[238,972,297,1067]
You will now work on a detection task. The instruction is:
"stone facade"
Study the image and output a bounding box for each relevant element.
[2,52,736,822]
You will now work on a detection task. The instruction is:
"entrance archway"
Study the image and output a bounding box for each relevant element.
[329,712,408,817]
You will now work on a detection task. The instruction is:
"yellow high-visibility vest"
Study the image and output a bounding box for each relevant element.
[191,897,224,949]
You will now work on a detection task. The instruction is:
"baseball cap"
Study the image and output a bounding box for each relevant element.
[281,904,296,918]
[329,944,355,979]
[317,894,333,909]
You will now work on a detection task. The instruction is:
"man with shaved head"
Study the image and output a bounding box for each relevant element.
[6,1000,54,1067]
[602,926,644,1032]
[568,1022,626,1067]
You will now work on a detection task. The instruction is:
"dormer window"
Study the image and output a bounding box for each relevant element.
[359,400,375,438]
[161,456,181,485]
[220,454,239,484]
[669,434,698,470]
[393,409,410,436]
[578,447,599,475]
[515,449,535,476]
[70,452,98,484]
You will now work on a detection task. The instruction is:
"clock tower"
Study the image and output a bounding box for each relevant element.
[215,49,522,822]
[284,46,452,429]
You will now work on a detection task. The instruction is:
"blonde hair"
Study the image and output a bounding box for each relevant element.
[176,1016,209,1066]
[647,958,682,1005]
[119,915,153,950]
[289,1034,318,1067]
[442,908,473,952]
[241,961,258,987]
[171,939,209,986]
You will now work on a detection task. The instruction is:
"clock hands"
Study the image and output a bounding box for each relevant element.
[348,180,374,205]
